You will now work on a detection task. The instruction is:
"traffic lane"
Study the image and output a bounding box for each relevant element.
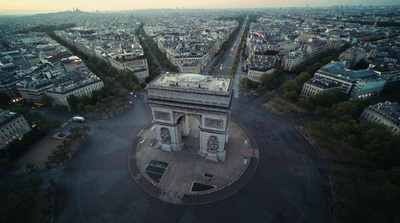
[231,99,332,223]
[53,97,331,223]
[214,19,247,76]
[53,99,152,223]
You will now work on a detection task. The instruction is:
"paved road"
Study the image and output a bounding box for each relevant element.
[141,36,164,71]
[214,16,248,77]
[202,17,248,76]
[52,95,332,223]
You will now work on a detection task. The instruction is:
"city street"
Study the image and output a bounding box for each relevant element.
[52,96,332,223]
[213,16,248,77]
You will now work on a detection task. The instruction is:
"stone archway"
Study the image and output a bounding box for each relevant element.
[146,73,232,162]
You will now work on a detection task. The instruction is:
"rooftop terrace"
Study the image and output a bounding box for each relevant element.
[150,73,231,93]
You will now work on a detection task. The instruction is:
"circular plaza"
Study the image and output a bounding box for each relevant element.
[128,119,259,205]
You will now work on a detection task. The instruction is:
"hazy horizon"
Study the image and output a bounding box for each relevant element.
[0,0,399,16]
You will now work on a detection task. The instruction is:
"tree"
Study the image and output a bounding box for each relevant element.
[354,59,369,70]
[118,89,129,98]
[259,73,273,85]
[82,126,91,136]
[145,76,154,83]
[0,92,10,109]
[294,72,312,85]
[0,158,14,176]
[96,59,108,70]
[41,119,61,133]
[84,105,93,112]
[297,98,314,110]
[104,76,115,88]
[284,90,299,100]
[280,80,299,94]
[40,95,54,107]
[24,111,45,124]
[240,77,259,90]
[46,144,70,164]
[133,84,143,92]
[108,67,118,77]
[67,95,79,111]
[88,56,98,64]
[76,103,85,111]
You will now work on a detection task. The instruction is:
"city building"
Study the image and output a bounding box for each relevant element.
[301,77,342,98]
[372,65,400,83]
[359,101,400,135]
[339,47,366,68]
[46,76,104,108]
[281,51,306,71]
[0,72,21,100]
[313,62,386,99]
[0,109,31,150]
[177,61,201,74]
[108,57,149,83]
[16,71,82,103]
[247,53,278,82]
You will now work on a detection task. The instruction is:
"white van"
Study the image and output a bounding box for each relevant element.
[73,116,85,122]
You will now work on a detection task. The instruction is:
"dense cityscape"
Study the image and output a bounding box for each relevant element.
[0,4,400,223]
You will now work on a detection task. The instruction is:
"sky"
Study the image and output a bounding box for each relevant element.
[0,0,399,15]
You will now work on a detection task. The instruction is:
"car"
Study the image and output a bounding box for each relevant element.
[150,139,156,147]
[140,137,146,144]
[130,92,134,95]
[134,95,137,98]
[244,139,248,147]
[129,101,133,104]
[73,116,85,122]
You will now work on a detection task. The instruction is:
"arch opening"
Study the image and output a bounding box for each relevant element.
[176,115,201,153]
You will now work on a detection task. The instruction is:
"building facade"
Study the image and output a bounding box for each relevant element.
[313,62,386,99]
[0,72,20,100]
[108,57,149,83]
[46,77,104,108]
[359,101,400,135]
[0,109,31,150]
[301,77,342,98]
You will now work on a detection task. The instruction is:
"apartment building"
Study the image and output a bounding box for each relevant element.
[0,109,31,150]
[360,101,400,135]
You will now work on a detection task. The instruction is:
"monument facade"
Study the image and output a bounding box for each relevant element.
[145,73,233,161]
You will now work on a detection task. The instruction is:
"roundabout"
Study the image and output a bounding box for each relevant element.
[53,91,332,223]
[128,120,259,204]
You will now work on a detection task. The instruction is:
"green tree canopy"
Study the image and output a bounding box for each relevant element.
[40,95,54,108]
[118,89,129,98]
[133,84,143,92]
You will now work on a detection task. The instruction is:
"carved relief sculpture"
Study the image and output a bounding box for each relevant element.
[207,136,219,151]
[205,118,223,129]
[160,127,171,143]
[154,111,171,121]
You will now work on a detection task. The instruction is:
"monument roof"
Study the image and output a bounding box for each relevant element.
[151,73,231,93]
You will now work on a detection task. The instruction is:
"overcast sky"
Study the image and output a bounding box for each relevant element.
[1,0,399,15]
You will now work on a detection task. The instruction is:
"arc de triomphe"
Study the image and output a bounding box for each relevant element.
[145,73,232,162]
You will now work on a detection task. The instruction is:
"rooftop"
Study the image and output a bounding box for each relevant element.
[150,73,231,93]
[0,110,19,127]
[306,77,342,89]
[368,101,400,124]
[319,62,379,80]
